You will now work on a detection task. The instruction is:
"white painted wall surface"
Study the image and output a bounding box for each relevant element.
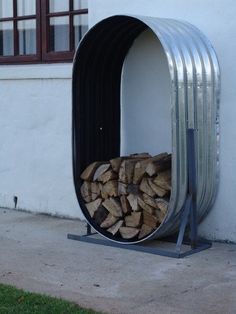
[89,0,236,242]
[0,64,80,218]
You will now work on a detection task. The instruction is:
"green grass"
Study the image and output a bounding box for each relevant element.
[0,283,100,314]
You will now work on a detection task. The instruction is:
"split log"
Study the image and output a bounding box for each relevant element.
[138,196,155,214]
[93,206,109,225]
[145,154,171,177]
[155,209,166,223]
[125,212,142,227]
[97,169,117,184]
[110,157,123,173]
[85,198,102,218]
[119,159,137,184]
[91,182,100,201]
[93,163,110,181]
[102,198,123,217]
[148,179,168,197]
[143,210,159,228]
[100,213,119,228]
[140,178,156,197]
[99,183,108,199]
[81,162,103,181]
[119,227,140,239]
[111,153,150,174]
[133,153,168,184]
[153,170,171,190]
[118,182,128,195]
[107,220,124,235]
[102,180,118,197]
[138,224,154,239]
[142,193,158,209]
[80,152,171,240]
[133,159,151,185]
[127,194,140,212]
[120,195,131,214]
[156,199,169,214]
[80,181,91,203]
[129,152,151,159]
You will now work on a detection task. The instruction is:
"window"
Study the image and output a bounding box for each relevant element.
[0,0,88,64]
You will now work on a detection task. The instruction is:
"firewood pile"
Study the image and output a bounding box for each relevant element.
[80,152,171,240]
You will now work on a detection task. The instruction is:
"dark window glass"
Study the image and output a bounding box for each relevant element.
[49,16,69,52]
[0,0,88,64]
[0,21,14,56]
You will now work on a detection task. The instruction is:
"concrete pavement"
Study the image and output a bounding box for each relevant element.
[0,207,236,314]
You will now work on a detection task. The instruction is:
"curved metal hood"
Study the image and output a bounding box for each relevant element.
[72,15,220,243]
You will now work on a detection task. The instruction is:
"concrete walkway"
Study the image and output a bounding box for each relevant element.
[0,207,236,314]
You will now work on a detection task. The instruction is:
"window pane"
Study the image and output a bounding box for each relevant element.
[49,0,68,13]
[18,19,36,55]
[0,0,13,18]
[49,16,69,52]
[0,21,14,56]
[17,0,36,16]
[74,0,88,10]
[74,14,88,48]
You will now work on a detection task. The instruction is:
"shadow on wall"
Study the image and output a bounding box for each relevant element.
[121,29,172,156]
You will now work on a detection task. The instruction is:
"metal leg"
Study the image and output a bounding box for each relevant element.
[175,195,192,253]
[187,128,198,249]
[87,223,92,235]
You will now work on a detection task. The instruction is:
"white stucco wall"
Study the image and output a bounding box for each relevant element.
[89,0,236,242]
[0,0,236,242]
[0,64,80,218]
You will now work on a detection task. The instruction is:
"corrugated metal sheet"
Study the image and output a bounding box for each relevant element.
[72,15,220,243]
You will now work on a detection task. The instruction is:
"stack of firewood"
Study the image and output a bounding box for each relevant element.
[80,152,171,240]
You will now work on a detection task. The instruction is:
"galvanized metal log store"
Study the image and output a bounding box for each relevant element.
[71,15,220,250]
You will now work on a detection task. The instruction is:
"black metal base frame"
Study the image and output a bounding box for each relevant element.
[67,232,211,258]
[67,195,211,258]
[68,129,212,258]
